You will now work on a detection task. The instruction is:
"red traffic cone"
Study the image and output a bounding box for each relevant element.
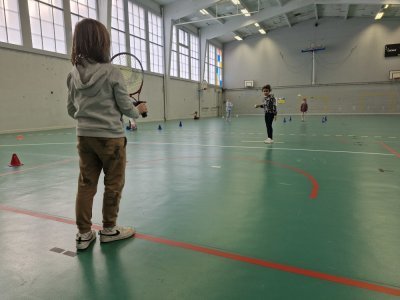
[8,153,24,167]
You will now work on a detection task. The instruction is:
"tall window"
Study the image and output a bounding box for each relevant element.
[170,27,199,81]
[170,26,178,77]
[190,35,199,81]
[208,44,216,85]
[178,29,189,79]
[0,0,22,45]
[70,0,97,34]
[148,11,163,74]
[111,0,125,57]
[216,47,223,87]
[205,44,223,87]
[28,0,66,54]
[203,49,208,82]
[128,2,146,70]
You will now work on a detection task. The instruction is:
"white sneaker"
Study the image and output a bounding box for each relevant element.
[76,230,96,250]
[264,138,272,144]
[99,226,135,243]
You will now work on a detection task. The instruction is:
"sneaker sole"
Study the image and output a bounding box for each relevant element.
[76,235,96,250]
[100,230,136,243]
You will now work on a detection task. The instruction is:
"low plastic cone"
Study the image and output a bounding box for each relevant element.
[158,124,162,130]
[8,153,23,167]
[179,121,182,127]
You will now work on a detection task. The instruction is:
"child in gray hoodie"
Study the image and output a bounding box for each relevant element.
[67,18,147,250]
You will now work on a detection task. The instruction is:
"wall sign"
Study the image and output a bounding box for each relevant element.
[385,44,400,57]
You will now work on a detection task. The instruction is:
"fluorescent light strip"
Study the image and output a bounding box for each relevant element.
[259,29,266,34]
[234,35,243,41]
[254,23,260,27]
[199,9,209,15]
[232,0,241,5]
[241,8,250,16]
[375,11,384,20]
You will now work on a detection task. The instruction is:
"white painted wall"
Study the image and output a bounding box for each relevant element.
[223,18,400,114]
[0,47,214,133]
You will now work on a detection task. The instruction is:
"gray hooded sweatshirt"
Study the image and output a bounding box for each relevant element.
[67,61,140,138]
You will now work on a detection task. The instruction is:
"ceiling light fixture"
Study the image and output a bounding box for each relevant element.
[259,29,266,34]
[199,9,209,15]
[374,11,384,20]
[383,4,389,9]
[234,35,243,41]
[254,23,260,27]
[232,0,241,5]
[241,9,250,16]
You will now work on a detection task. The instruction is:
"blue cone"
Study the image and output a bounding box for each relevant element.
[289,116,292,121]
[158,124,162,130]
[283,117,286,123]
[179,121,182,127]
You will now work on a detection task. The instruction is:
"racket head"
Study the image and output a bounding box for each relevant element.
[111,52,144,97]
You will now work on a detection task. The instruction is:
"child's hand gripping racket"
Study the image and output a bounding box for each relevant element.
[111,52,147,118]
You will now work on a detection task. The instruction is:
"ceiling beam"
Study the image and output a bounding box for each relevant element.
[163,0,221,20]
[314,4,319,21]
[204,8,225,24]
[202,0,317,40]
[283,13,292,27]
[313,0,399,4]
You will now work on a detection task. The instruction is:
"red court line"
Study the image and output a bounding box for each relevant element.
[130,156,319,199]
[379,142,400,158]
[230,157,319,199]
[0,204,399,296]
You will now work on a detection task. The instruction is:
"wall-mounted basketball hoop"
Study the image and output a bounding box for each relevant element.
[244,80,254,88]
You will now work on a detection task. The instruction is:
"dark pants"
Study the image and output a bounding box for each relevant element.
[75,136,127,233]
[264,113,274,139]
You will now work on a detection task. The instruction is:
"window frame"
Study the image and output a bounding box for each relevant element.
[204,43,223,87]
[28,0,67,54]
[170,26,200,83]
[0,0,23,45]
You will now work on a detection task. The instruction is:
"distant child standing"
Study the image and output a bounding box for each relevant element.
[67,19,147,250]
[255,84,277,144]
[225,99,233,121]
[300,98,308,121]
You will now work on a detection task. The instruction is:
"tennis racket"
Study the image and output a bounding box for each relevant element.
[111,52,147,118]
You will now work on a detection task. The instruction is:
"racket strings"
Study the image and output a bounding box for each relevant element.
[111,53,144,96]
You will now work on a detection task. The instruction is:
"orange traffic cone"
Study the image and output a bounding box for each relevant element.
[8,153,23,167]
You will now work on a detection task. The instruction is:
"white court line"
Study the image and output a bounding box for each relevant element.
[127,141,394,157]
[0,141,394,157]
[388,137,397,139]
[0,142,75,147]
[241,141,285,144]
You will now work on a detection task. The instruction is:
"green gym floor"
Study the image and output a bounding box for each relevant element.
[0,115,399,300]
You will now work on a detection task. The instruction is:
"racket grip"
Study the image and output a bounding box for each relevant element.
[133,100,147,118]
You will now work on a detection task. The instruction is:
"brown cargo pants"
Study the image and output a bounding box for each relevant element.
[75,136,127,233]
